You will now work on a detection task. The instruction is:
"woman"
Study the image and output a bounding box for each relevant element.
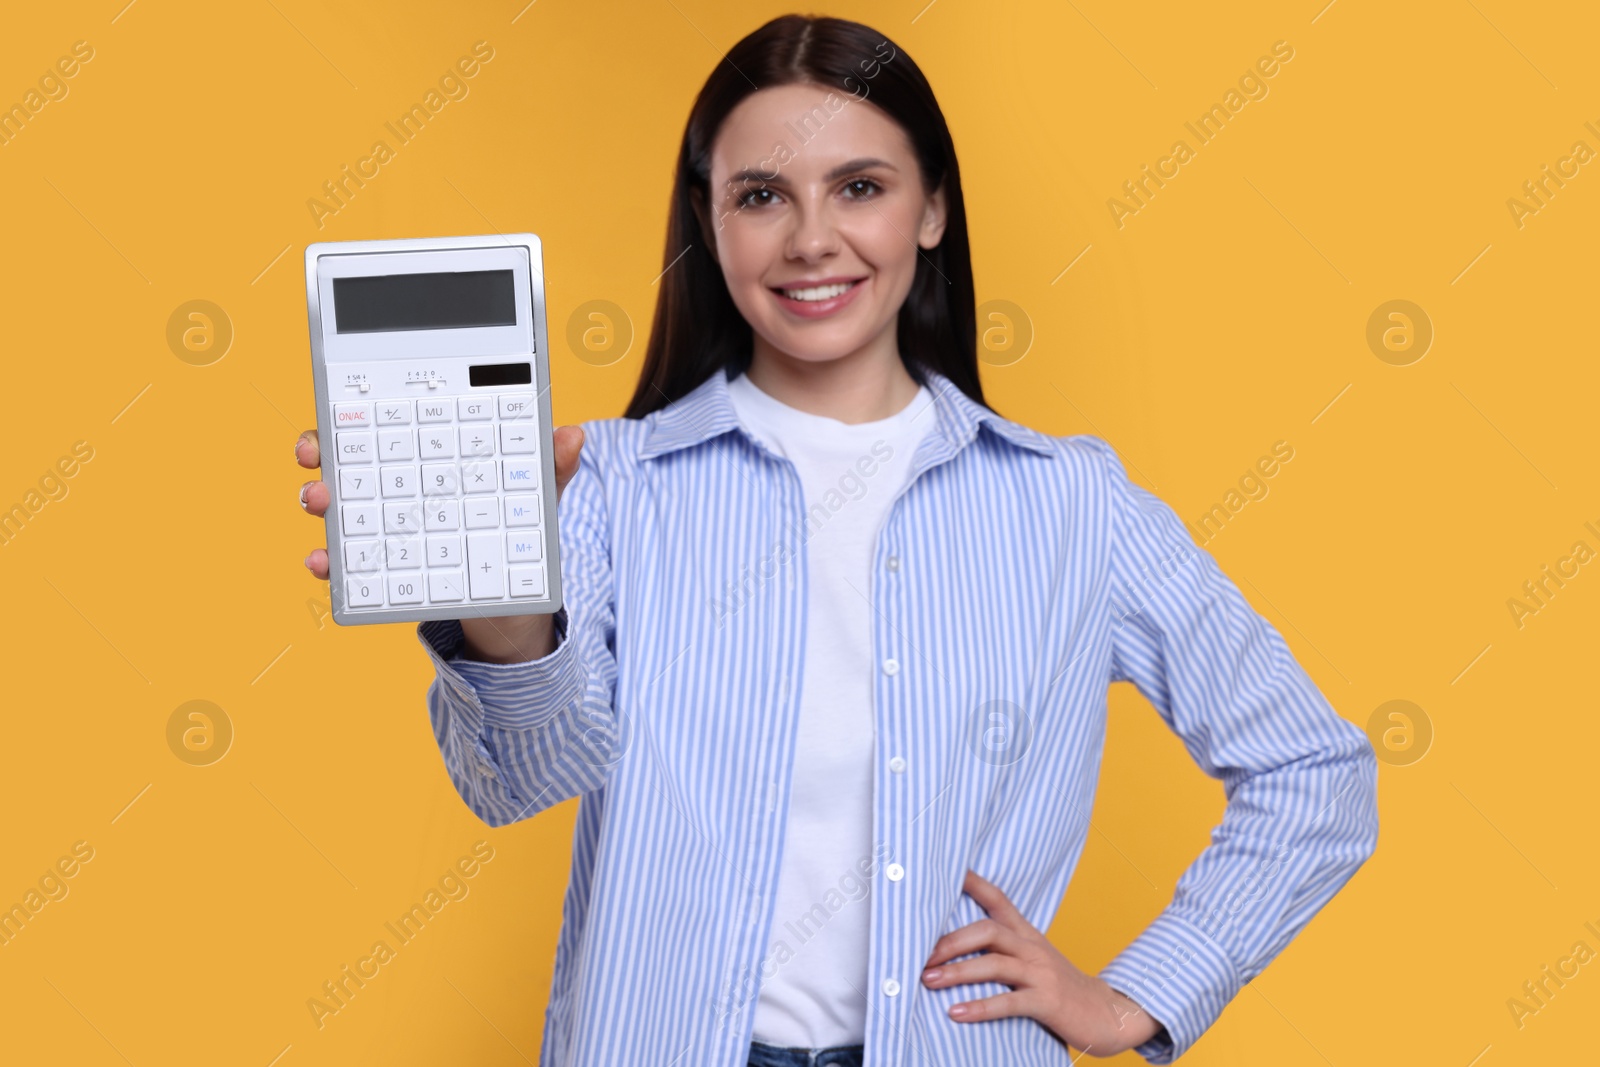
[294,14,1378,1067]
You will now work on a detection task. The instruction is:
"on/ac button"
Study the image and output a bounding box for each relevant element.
[333,402,372,427]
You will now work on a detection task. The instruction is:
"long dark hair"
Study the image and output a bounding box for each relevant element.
[621,14,987,420]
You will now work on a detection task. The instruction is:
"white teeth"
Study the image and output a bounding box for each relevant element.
[781,282,854,301]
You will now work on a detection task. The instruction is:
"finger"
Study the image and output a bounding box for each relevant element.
[299,480,330,518]
[552,424,584,498]
[947,989,1041,1025]
[924,918,1024,968]
[295,429,321,468]
[963,869,1031,935]
[922,949,1029,991]
[305,547,328,581]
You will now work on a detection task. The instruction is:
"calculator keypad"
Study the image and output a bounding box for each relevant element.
[333,393,548,611]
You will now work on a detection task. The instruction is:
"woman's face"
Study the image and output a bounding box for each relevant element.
[701,82,947,369]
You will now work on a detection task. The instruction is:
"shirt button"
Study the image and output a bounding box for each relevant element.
[882,658,900,676]
[476,762,495,779]
[882,978,901,997]
[886,555,900,572]
[886,863,905,882]
[888,756,907,774]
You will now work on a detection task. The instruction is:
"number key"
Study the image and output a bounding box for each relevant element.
[345,539,382,573]
[380,465,418,498]
[426,499,461,531]
[387,573,424,604]
[385,537,421,570]
[342,504,379,534]
[346,576,384,607]
[383,502,425,534]
[427,534,463,567]
[339,468,376,500]
[422,463,460,496]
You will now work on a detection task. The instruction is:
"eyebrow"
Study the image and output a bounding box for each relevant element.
[723,156,898,188]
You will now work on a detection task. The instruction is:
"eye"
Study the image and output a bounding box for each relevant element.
[736,185,778,209]
[842,177,882,199]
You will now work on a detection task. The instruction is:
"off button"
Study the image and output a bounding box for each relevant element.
[499,393,535,419]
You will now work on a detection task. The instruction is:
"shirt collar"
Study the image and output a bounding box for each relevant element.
[638,363,1056,461]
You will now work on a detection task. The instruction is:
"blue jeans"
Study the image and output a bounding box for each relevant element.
[747,1039,866,1067]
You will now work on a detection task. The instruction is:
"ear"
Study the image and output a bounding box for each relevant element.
[689,186,721,264]
[916,178,948,250]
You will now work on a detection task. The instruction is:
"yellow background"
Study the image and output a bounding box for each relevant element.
[2,0,1595,1063]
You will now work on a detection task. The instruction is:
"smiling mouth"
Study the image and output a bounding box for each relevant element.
[771,279,863,302]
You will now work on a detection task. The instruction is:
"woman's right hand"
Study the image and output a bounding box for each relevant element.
[294,422,587,662]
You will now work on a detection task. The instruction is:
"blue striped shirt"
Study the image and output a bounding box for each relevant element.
[415,362,1379,1065]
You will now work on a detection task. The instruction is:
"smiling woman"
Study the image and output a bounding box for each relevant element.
[623,18,976,423]
[292,13,1379,1067]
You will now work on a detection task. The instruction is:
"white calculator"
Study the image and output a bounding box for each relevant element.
[304,233,562,626]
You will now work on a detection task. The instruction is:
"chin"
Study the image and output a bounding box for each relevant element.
[761,331,877,365]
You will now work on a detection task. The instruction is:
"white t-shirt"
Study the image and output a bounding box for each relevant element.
[726,369,935,1048]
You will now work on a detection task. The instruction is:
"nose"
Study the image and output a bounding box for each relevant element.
[784,196,839,263]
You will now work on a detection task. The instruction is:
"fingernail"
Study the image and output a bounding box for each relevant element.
[922,969,942,983]
[303,553,313,570]
[299,484,311,509]
[294,435,304,458]
[949,1004,967,1018]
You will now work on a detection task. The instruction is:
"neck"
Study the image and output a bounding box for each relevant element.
[745,332,920,425]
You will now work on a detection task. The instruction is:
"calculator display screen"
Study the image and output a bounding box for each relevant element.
[332,270,517,333]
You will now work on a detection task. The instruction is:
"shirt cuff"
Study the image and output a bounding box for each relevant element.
[1098,909,1243,1063]
[415,609,583,734]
